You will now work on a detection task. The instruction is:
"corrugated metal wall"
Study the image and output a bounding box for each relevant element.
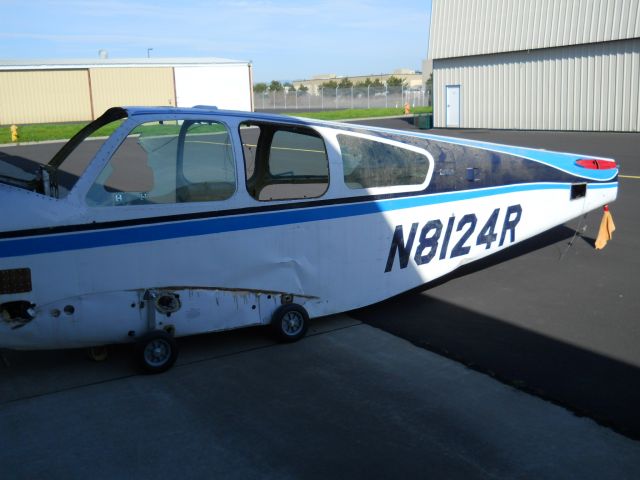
[430,0,640,59]
[89,67,175,118]
[433,38,640,131]
[0,70,92,124]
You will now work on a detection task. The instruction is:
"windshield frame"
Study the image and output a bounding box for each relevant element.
[48,107,128,170]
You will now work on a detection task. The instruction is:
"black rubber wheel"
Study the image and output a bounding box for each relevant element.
[271,304,309,342]
[136,330,178,374]
[87,346,109,362]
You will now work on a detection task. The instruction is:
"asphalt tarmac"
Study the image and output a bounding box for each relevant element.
[353,117,640,439]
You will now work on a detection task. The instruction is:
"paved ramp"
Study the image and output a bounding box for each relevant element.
[2,316,639,479]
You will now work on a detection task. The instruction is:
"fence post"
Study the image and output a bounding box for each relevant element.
[385,85,388,108]
[335,87,338,109]
[321,87,324,109]
[367,86,370,109]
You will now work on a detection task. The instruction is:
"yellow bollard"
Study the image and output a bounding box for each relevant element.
[404,103,411,114]
[10,124,19,142]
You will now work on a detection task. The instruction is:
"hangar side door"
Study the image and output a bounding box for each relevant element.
[445,85,460,128]
[174,65,252,111]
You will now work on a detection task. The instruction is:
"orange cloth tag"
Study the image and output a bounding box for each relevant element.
[595,210,616,250]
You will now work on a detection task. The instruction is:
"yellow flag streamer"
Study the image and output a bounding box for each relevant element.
[595,205,615,250]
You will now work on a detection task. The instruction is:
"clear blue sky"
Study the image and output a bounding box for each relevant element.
[0,0,431,82]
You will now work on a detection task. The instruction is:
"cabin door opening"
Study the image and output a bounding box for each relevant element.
[445,85,460,128]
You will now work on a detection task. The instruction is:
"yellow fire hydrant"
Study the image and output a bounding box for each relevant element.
[10,124,19,142]
[404,103,411,114]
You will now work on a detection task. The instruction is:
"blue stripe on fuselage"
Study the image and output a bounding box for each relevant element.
[0,182,618,258]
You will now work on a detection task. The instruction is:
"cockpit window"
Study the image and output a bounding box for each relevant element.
[87,120,235,206]
[338,134,429,189]
[240,122,328,201]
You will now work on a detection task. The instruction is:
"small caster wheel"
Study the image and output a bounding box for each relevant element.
[271,304,309,343]
[136,330,178,374]
[87,346,109,362]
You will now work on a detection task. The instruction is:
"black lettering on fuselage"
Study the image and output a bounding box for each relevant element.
[499,204,522,246]
[384,223,419,272]
[384,204,523,272]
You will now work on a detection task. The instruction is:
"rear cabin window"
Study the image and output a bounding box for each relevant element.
[87,120,235,206]
[240,123,328,201]
[338,134,428,189]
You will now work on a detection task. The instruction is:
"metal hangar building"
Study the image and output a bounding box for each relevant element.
[428,0,640,131]
[0,57,254,125]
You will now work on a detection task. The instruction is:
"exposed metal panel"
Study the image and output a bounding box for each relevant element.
[433,38,640,131]
[89,67,175,117]
[0,70,92,125]
[430,0,640,59]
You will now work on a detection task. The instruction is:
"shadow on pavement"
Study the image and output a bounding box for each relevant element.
[353,223,640,440]
[408,224,580,292]
[353,267,640,442]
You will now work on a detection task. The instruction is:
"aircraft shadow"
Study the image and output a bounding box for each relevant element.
[407,224,578,293]
[352,254,640,440]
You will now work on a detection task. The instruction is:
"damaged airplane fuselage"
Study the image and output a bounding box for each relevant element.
[0,107,618,371]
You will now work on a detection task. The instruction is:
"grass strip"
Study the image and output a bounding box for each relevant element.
[286,106,432,121]
[0,121,124,144]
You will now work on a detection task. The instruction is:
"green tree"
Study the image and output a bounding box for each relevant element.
[386,75,406,87]
[253,82,268,93]
[320,80,338,89]
[283,81,294,91]
[370,78,384,88]
[320,80,338,96]
[354,78,373,87]
[297,84,309,92]
[338,77,353,88]
[269,80,283,92]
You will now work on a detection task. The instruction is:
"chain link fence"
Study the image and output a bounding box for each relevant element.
[254,86,430,110]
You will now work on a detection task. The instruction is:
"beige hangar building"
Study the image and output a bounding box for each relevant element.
[0,57,254,125]
[428,0,640,131]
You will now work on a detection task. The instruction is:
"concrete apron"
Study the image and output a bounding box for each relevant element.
[0,314,639,479]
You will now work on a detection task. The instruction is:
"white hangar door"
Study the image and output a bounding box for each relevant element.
[174,65,252,111]
[445,85,460,127]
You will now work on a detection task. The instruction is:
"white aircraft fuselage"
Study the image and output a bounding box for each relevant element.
[0,107,618,356]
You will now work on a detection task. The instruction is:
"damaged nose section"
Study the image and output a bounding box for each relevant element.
[1,300,36,329]
[1,268,36,329]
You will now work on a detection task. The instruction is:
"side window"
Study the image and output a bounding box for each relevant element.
[240,123,328,201]
[338,134,428,189]
[87,120,235,206]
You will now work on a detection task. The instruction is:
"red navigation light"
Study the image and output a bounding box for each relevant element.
[575,159,617,170]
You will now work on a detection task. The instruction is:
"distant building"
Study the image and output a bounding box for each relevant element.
[0,57,253,125]
[292,69,424,95]
[429,0,640,131]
